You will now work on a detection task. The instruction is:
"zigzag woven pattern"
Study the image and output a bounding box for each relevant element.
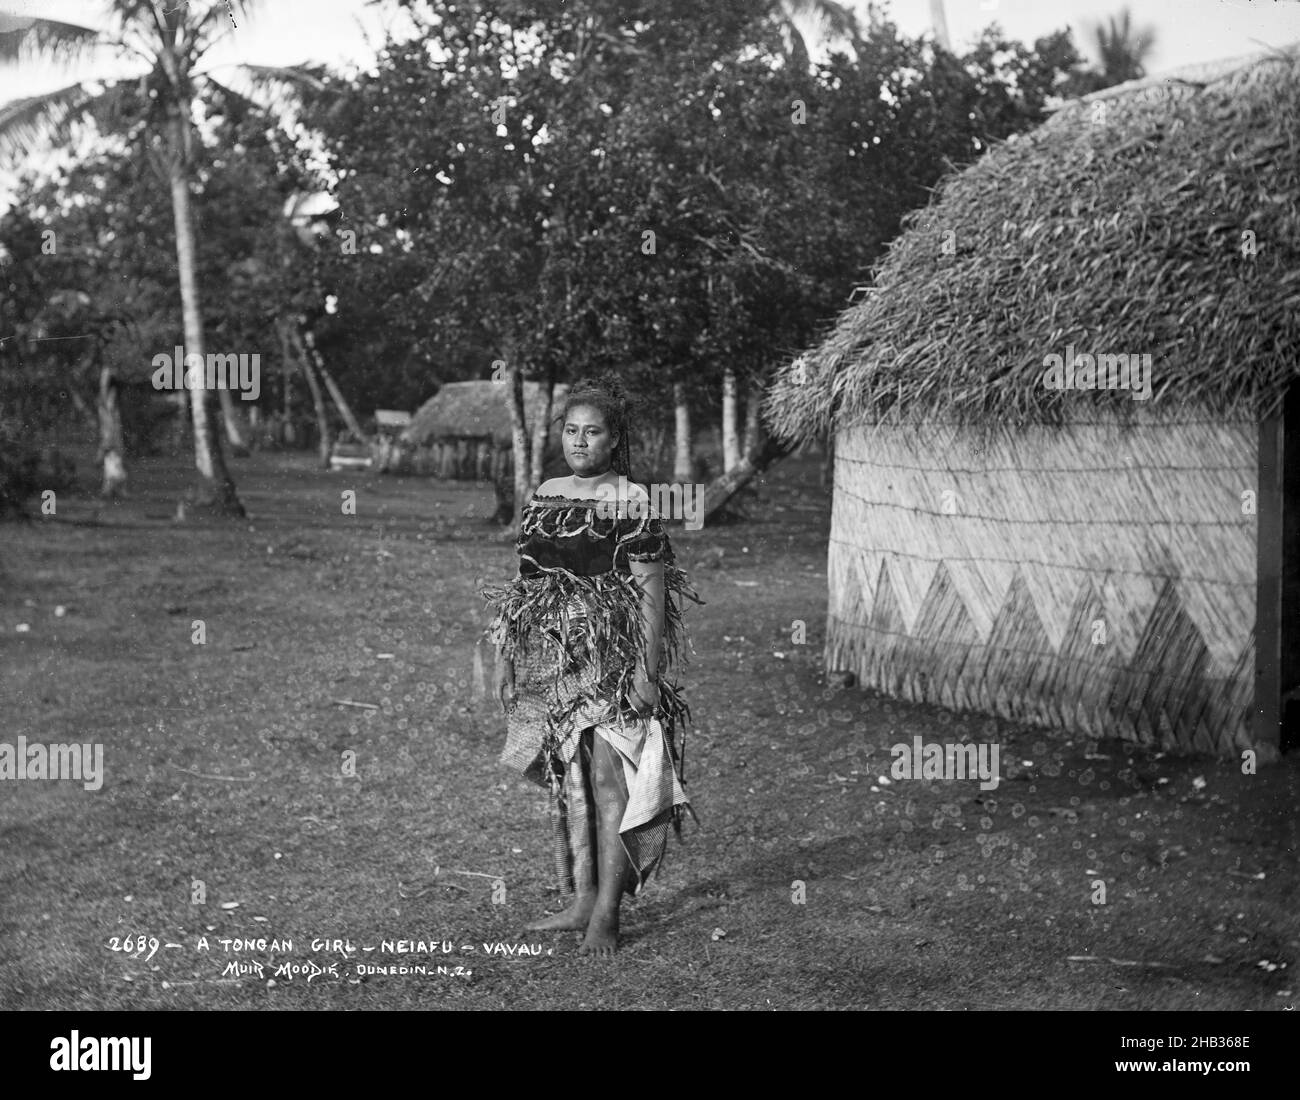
[826,417,1259,755]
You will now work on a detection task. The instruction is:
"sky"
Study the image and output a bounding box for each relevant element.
[0,0,1298,196]
[1,0,1299,106]
[884,0,1300,72]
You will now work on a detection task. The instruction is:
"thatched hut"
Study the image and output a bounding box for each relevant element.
[767,48,1300,761]
[403,380,570,481]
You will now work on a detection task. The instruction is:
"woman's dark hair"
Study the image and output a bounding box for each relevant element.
[561,373,635,480]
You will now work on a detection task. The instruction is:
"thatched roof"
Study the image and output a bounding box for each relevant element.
[403,380,570,446]
[767,45,1300,441]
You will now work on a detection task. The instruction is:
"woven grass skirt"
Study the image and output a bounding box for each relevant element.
[502,641,690,897]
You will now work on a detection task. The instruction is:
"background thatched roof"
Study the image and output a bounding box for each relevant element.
[766,45,1300,441]
[402,380,570,446]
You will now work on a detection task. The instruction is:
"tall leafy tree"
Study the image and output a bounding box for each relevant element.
[310,0,1083,524]
[1,168,169,496]
[0,1,320,515]
[2,97,330,492]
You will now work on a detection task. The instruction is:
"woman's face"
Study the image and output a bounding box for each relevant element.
[563,403,618,476]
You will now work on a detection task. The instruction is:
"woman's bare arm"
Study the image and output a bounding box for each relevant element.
[629,557,665,701]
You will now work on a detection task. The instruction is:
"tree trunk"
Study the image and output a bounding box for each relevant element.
[97,365,127,499]
[298,342,332,467]
[530,363,556,483]
[673,380,692,482]
[301,356,331,468]
[282,340,296,445]
[742,376,764,455]
[309,336,366,441]
[640,421,667,481]
[278,318,330,466]
[167,110,243,517]
[217,385,251,457]
[169,389,188,454]
[490,446,513,523]
[702,418,794,523]
[929,0,952,51]
[721,365,740,473]
[506,360,532,529]
[67,381,97,430]
[317,364,364,441]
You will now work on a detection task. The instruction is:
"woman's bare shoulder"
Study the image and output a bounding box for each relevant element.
[535,477,572,496]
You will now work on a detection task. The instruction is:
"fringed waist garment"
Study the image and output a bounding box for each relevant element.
[480,493,702,895]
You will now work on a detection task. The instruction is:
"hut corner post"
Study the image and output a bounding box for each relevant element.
[1254,408,1284,756]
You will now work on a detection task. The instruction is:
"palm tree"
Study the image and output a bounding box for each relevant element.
[1089,7,1156,86]
[928,0,952,53]
[0,2,321,516]
[772,0,863,72]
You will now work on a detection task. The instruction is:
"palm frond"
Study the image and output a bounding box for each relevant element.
[0,11,102,64]
[196,73,265,119]
[197,62,332,121]
[778,22,811,72]
[0,81,101,157]
[780,0,861,47]
[0,78,140,159]
[223,1,267,27]
[212,62,329,95]
[182,0,271,60]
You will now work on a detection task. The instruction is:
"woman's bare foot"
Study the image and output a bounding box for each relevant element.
[525,895,595,932]
[577,912,618,956]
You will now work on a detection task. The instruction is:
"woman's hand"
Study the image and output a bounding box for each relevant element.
[495,655,517,714]
[626,675,658,717]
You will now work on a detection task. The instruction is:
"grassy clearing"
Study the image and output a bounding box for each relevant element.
[1,451,1296,1010]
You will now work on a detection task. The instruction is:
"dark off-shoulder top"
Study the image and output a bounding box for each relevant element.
[516,492,673,578]
[482,489,699,731]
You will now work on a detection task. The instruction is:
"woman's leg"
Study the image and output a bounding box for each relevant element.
[525,733,598,931]
[579,732,631,956]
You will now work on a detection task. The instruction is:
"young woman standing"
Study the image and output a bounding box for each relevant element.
[482,375,700,956]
